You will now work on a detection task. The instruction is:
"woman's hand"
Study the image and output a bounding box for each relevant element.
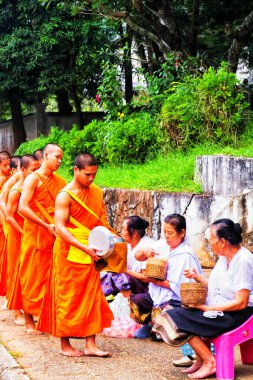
[183,268,198,280]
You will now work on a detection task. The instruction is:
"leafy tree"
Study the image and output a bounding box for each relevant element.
[50,1,253,74]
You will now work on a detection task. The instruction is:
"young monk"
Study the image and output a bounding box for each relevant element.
[0,151,11,298]
[33,149,43,165]
[6,154,40,325]
[18,143,66,335]
[0,155,22,219]
[38,153,113,357]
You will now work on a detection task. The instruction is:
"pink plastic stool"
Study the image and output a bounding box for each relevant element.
[209,314,253,380]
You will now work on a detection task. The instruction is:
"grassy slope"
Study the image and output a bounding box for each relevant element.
[58,127,253,193]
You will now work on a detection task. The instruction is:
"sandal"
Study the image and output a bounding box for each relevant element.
[172,354,196,367]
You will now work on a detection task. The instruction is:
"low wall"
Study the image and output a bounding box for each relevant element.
[0,108,105,153]
[104,155,253,268]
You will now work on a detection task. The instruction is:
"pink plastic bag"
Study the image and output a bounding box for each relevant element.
[103,316,141,338]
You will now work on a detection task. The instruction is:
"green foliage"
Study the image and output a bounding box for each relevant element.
[97,59,124,120]
[161,63,249,149]
[15,126,64,155]
[16,113,167,166]
[133,55,207,114]
[63,113,167,165]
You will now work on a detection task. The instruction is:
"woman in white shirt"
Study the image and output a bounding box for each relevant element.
[130,214,202,338]
[152,218,253,379]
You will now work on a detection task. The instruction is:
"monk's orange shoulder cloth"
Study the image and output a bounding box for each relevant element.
[38,183,113,337]
[19,174,66,316]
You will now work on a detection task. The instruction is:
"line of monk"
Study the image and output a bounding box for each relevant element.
[0,145,115,357]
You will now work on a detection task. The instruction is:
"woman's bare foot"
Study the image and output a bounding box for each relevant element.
[84,347,112,357]
[188,360,216,379]
[14,310,25,326]
[182,358,202,374]
[60,337,84,357]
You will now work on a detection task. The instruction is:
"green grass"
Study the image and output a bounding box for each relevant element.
[57,132,253,192]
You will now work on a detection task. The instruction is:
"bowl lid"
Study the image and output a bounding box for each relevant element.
[88,226,114,257]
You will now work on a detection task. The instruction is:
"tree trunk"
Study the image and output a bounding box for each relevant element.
[189,0,199,56]
[55,89,73,115]
[71,85,84,129]
[7,89,27,151]
[134,33,149,75]
[228,9,253,72]
[124,27,134,104]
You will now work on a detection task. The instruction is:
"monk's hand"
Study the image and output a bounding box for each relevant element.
[85,246,101,261]
[46,224,56,236]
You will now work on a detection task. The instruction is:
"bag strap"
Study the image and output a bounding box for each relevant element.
[34,198,54,224]
[62,190,118,235]
[63,190,103,222]
[35,172,55,201]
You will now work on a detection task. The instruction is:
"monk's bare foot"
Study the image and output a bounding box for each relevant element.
[84,347,112,357]
[14,310,25,326]
[60,347,84,357]
[26,324,43,335]
[60,338,84,357]
[188,361,216,379]
[182,359,202,374]
[2,298,8,310]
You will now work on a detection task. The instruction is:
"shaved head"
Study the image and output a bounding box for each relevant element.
[33,149,43,161]
[10,155,22,170]
[20,154,39,169]
[42,143,62,157]
[0,151,11,163]
[74,153,98,170]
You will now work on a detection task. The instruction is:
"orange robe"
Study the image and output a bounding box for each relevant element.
[0,175,11,295]
[19,174,66,316]
[6,188,24,304]
[38,183,113,337]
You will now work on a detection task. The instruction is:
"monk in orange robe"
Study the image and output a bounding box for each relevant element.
[18,144,66,335]
[0,155,22,299]
[0,151,11,297]
[38,153,113,357]
[6,154,40,325]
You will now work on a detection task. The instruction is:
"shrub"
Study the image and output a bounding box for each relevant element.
[161,63,249,149]
[15,126,65,155]
[59,113,167,165]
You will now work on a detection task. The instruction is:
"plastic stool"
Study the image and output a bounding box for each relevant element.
[209,314,253,380]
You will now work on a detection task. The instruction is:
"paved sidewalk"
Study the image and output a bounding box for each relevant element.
[0,297,253,380]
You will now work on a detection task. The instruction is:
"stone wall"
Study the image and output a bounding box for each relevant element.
[104,155,253,268]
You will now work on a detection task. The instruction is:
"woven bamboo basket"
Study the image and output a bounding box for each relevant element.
[180,283,207,306]
[145,257,168,281]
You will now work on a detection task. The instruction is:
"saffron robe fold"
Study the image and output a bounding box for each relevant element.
[19,174,66,316]
[0,175,11,295]
[6,188,23,306]
[38,183,113,337]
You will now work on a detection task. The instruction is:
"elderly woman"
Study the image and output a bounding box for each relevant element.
[131,213,202,338]
[101,215,154,298]
[152,218,253,379]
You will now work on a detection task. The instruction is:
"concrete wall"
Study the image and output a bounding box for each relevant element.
[104,155,253,268]
[0,106,105,153]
